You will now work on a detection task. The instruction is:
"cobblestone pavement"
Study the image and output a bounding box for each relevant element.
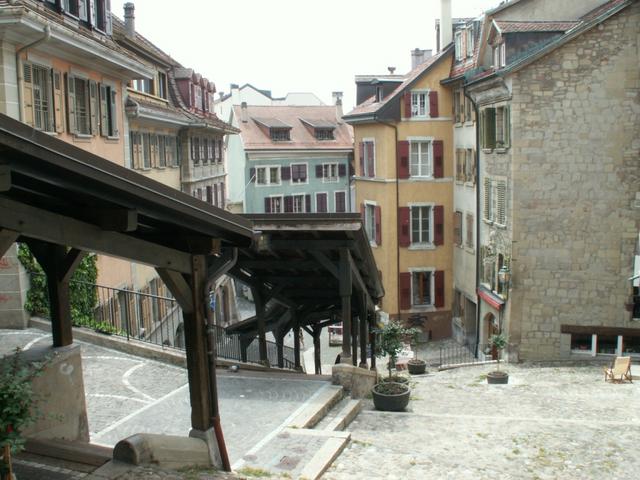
[325,362,640,480]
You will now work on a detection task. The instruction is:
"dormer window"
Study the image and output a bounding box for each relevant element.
[157,73,167,99]
[193,85,203,110]
[466,27,474,57]
[315,128,334,141]
[270,128,290,141]
[493,42,506,68]
[455,31,463,61]
[133,78,153,95]
[376,86,384,102]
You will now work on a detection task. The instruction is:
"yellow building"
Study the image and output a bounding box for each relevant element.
[344,46,454,339]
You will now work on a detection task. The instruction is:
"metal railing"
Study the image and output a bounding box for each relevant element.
[32,275,297,370]
[439,343,493,367]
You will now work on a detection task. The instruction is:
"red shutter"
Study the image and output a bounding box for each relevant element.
[264,197,271,213]
[429,91,439,118]
[281,166,291,181]
[398,207,410,247]
[434,270,445,308]
[399,272,411,310]
[434,205,444,246]
[397,141,410,179]
[338,163,346,177]
[404,91,412,118]
[305,194,311,213]
[433,140,444,178]
[315,164,323,178]
[367,142,375,178]
[284,196,293,213]
[375,205,382,245]
[249,168,256,182]
[359,141,365,176]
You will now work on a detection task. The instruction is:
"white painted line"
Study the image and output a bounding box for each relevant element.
[92,383,189,441]
[231,382,332,471]
[23,334,50,350]
[87,393,150,405]
[122,363,156,402]
[82,355,143,362]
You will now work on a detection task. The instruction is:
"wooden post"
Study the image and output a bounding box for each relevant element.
[2,443,12,480]
[252,287,269,367]
[360,310,368,369]
[276,327,285,369]
[339,248,352,364]
[351,315,358,366]
[370,316,377,371]
[293,312,301,371]
[240,335,251,363]
[313,326,322,375]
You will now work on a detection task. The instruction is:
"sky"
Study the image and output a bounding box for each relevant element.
[111,0,501,113]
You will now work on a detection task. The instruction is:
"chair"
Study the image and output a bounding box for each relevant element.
[603,356,632,383]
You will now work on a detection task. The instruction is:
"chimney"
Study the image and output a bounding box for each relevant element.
[332,91,343,117]
[388,67,396,74]
[124,2,135,38]
[240,101,248,123]
[440,0,452,49]
[411,49,433,69]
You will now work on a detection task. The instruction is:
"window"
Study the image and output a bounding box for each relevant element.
[99,83,118,137]
[410,140,432,177]
[411,91,428,117]
[455,149,465,182]
[376,86,384,102]
[335,191,346,213]
[265,196,283,213]
[157,73,168,99]
[466,27,474,58]
[412,271,433,306]
[464,95,473,122]
[454,31,463,61]
[316,193,328,213]
[493,42,506,68]
[191,137,200,163]
[29,64,53,132]
[483,177,507,226]
[364,204,377,243]
[270,128,290,141]
[453,89,462,123]
[290,163,307,183]
[256,166,281,186]
[158,136,166,168]
[466,213,474,249]
[142,133,152,169]
[411,206,432,245]
[361,140,375,177]
[480,106,510,149]
[292,194,306,213]
[63,0,80,17]
[133,78,153,95]
[92,0,109,31]
[130,132,141,169]
[193,86,202,110]
[571,334,593,353]
[454,210,463,246]
[315,128,334,140]
[597,335,618,355]
[323,163,338,183]
[68,75,91,135]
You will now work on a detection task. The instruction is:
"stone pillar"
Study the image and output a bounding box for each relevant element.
[0,243,30,329]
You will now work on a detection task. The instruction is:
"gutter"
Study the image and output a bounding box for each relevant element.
[15,25,51,122]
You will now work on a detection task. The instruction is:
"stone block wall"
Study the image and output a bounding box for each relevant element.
[0,243,29,329]
[509,2,640,360]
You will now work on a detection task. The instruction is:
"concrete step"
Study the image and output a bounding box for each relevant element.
[287,384,344,429]
[321,399,362,432]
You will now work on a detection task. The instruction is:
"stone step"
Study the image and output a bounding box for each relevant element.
[24,438,112,467]
[313,396,352,430]
[287,384,344,429]
[322,399,362,432]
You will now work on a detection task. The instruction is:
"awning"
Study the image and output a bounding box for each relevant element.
[477,286,505,310]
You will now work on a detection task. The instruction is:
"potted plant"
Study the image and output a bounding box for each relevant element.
[486,333,509,384]
[1,349,48,480]
[407,329,427,375]
[371,322,416,411]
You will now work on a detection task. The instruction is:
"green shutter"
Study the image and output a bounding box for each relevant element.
[89,80,99,135]
[486,108,496,149]
[504,106,510,148]
[65,74,76,134]
[99,84,108,137]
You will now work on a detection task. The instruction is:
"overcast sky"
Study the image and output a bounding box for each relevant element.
[111,0,501,112]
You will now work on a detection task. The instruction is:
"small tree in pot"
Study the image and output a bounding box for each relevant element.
[371,322,417,411]
[486,333,509,384]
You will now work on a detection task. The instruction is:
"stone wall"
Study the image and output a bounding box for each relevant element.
[509,3,640,360]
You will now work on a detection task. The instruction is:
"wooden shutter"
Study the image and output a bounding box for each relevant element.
[485,108,496,149]
[315,164,323,178]
[375,205,382,245]
[433,140,444,178]
[483,177,492,221]
[212,184,218,206]
[281,166,291,181]
[99,84,108,136]
[284,195,293,213]
[496,180,507,225]
[359,141,365,176]
[404,91,412,118]
[398,206,410,247]
[65,74,76,133]
[360,202,365,221]
[22,63,35,127]
[220,183,225,208]
[305,194,311,213]
[316,193,327,213]
[434,205,444,246]
[434,270,445,308]
[338,163,346,177]
[249,167,256,182]
[504,106,510,147]
[89,80,99,135]
[105,0,113,34]
[110,88,118,137]
[399,272,411,310]
[454,211,462,246]
[367,142,375,178]
[264,197,271,213]
[429,91,439,118]
[52,70,64,133]
[397,140,410,179]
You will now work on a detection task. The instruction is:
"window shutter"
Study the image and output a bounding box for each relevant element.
[315,164,323,178]
[434,270,445,308]
[359,141,365,176]
[397,140,410,179]
[338,163,346,177]
[110,88,118,137]
[404,91,412,118]
[375,205,382,245]
[504,106,510,147]
[360,202,365,221]
[486,108,496,149]
[52,70,64,133]
[496,180,506,225]
[454,211,462,246]
[284,195,293,213]
[22,63,35,127]
[434,205,444,246]
[99,84,108,136]
[479,109,485,148]
[249,167,256,182]
[212,184,218,206]
[483,177,492,221]
[433,140,444,178]
[220,182,225,208]
[264,197,271,213]
[317,193,327,213]
[305,194,311,213]
[89,80,99,135]
[399,272,411,310]
[398,207,410,247]
[105,0,113,34]
[367,142,375,178]
[281,166,291,181]
[429,90,439,118]
[65,74,76,133]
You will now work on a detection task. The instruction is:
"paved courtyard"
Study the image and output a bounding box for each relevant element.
[326,361,639,480]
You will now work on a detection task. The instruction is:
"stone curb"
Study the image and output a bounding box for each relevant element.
[324,399,362,432]
[288,385,344,429]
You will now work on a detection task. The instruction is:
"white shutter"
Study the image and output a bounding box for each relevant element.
[496,180,507,225]
[22,63,35,127]
[105,0,113,34]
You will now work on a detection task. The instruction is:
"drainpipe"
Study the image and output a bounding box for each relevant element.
[463,86,481,356]
[16,25,52,122]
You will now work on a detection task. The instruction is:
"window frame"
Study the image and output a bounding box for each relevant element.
[334,190,347,213]
[292,194,306,213]
[409,204,433,247]
[315,191,329,213]
[290,162,308,184]
[409,268,435,308]
[408,137,433,178]
[322,162,339,183]
[362,138,376,178]
[30,63,54,133]
[267,195,283,213]
[364,201,378,246]
[256,165,281,186]
[410,90,430,118]
[69,74,91,136]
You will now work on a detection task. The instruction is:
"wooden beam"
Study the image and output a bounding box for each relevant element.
[0,163,10,192]
[0,197,192,273]
[185,236,222,256]
[0,228,19,258]
[237,260,319,270]
[359,293,368,369]
[156,268,194,313]
[340,248,352,363]
[60,249,87,283]
[292,310,301,371]
[92,208,138,232]
[309,251,339,280]
[252,287,269,366]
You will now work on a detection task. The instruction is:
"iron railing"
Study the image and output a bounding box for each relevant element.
[439,343,494,367]
[32,275,297,369]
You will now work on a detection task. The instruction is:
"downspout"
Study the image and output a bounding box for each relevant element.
[16,25,52,122]
[378,118,400,321]
[204,247,237,472]
[463,86,481,356]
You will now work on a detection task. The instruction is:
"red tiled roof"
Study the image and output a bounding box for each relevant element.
[494,20,579,33]
[580,0,628,21]
[234,105,353,150]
